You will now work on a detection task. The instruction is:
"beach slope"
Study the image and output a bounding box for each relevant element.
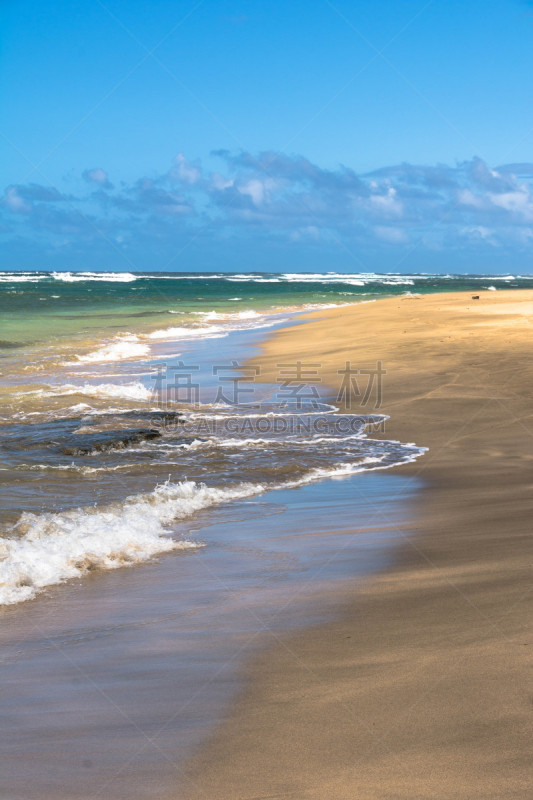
[181,290,533,799]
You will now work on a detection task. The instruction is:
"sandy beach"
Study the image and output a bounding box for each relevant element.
[5,1,533,796]
[181,290,533,799]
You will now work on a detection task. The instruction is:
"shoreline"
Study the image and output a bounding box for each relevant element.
[181,289,533,798]
[1,302,424,798]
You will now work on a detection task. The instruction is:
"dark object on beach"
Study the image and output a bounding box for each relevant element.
[471,295,480,299]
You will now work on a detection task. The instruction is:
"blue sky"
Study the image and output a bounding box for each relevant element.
[2,0,533,273]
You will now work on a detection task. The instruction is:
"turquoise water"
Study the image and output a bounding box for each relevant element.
[2,270,532,350]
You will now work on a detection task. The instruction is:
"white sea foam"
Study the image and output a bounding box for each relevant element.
[0,444,426,604]
[198,309,261,321]
[51,271,138,282]
[166,432,371,451]
[134,272,528,284]
[244,278,281,283]
[225,276,281,282]
[142,274,224,280]
[61,402,93,414]
[0,273,45,283]
[469,275,516,281]
[146,324,226,340]
[0,271,530,288]
[13,462,156,475]
[145,311,291,343]
[0,270,439,608]
[300,301,354,311]
[280,272,420,285]
[215,272,425,286]
[0,479,265,604]
[185,402,339,420]
[75,382,153,401]
[9,401,163,423]
[21,382,153,402]
[67,337,150,364]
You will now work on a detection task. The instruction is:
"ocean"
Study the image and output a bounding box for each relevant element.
[0,270,530,797]
[1,270,532,604]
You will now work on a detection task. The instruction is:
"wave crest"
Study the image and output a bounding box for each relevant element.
[0,479,266,605]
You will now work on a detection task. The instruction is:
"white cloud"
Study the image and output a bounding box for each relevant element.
[238,178,266,205]
[210,172,234,191]
[368,187,403,217]
[173,153,201,185]
[489,189,533,220]
[83,168,112,189]
[458,188,485,208]
[4,153,533,263]
[460,225,497,245]
[3,187,31,214]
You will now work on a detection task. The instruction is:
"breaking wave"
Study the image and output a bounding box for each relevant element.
[51,271,138,283]
[0,479,246,604]
[0,433,424,605]
[19,382,154,402]
[67,337,150,364]
[146,324,226,340]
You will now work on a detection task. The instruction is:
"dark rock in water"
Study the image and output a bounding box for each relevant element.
[62,428,161,456]
[147,411,185,431]
[145,411,183,421]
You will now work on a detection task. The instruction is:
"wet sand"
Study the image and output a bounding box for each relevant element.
[182,290,533,799]
[0,476,419,799]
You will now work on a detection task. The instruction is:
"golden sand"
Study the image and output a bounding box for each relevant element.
[181,290,533,799]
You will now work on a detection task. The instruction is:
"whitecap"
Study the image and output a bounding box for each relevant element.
[0,479,268,605]
[19,382,153,402]
[51,271,137,283]
[67,337,150,364]
[146,325,226,340]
